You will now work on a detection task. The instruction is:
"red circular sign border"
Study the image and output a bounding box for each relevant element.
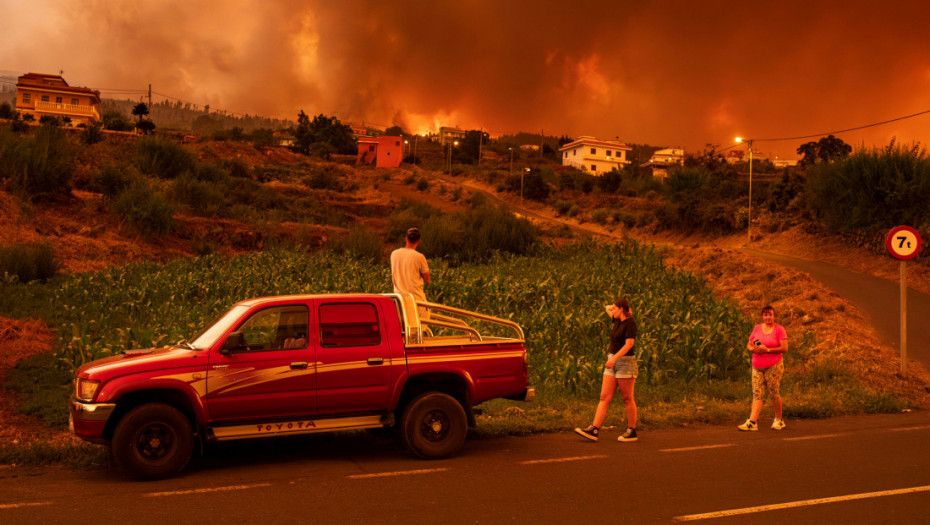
[886,226,923,261]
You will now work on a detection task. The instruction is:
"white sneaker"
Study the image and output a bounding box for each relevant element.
[771,418,786,430]
[737,419,758,431]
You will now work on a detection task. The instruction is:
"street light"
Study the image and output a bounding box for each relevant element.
[735,137,754,244]
[522,167,530,206]
[509,147,513,175]
[412,133,423,167]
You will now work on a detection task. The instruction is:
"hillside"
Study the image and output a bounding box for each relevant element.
[1,127,929,448]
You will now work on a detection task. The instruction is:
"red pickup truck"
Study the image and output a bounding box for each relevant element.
[70,294,534,479]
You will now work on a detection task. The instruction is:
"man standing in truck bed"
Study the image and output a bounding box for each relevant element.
[391,227,431,311]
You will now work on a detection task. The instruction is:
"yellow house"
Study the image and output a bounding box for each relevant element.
[15,73,101,125]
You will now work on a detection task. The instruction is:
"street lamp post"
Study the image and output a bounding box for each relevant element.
[412,134,421,166]
[736,137,754,244]
[448,140,458,175]
[509,147,513,175]
[522,167,530,206]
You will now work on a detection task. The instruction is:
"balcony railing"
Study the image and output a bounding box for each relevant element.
[33,100,99,118]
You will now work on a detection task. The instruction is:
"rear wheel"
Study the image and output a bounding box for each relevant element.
[112,403,194,480]
[401,392,467,459]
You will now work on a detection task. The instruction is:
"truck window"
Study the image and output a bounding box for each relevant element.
[235,306,309,351]
[319,303,381,347]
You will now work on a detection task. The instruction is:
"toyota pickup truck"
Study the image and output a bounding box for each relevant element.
[69,294,534,479]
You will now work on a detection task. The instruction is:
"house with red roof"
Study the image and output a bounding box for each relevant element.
[558,136,632,174]
[15,73,101,125]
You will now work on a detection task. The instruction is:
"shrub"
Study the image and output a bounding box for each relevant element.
[135,136,197,179]
[591,208,610,224]
[420,203,537,262]
[39,115,62,127]
[339,225,384,262]
[102,110,133,131]
[111,183,174,236]
[303,165,343,190]
[222,159,251,179]
[81,122,104,145]
[0,242,59,282]
[173,175,227,217]
[416,178,430,191]
[806,142,930,233]
[92,165,141,198]
[554,200,573,215]
[0,125,73,200]
[0,102,15,119]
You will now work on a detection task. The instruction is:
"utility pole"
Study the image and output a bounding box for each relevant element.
[540,128,544,158]
[478,127,483,168]
[148,84,152,109]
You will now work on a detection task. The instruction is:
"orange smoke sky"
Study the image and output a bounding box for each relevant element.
[3,0,930,158]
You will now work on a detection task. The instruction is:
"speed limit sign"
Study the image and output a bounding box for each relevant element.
[886,226,922,260]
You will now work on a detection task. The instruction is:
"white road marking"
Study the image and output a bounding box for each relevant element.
[143,483,271,497]
[889,425,930,432]
[521,455,607,465]
[674,484,930,521]
[784,433,842,441]
[0,501,52,510]
[347,468,449,479]
[660,444,735,453]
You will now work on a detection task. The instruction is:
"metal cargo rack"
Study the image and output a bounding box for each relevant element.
[390,294,524,346]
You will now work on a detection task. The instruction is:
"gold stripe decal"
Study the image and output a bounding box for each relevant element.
[213,415,383,440]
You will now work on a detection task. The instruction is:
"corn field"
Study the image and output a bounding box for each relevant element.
[1,241,751,396]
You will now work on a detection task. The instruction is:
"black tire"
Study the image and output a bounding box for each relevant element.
[111,403,194,480]
[401,392,467,459]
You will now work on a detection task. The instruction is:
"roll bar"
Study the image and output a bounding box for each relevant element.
[389,294,525,345]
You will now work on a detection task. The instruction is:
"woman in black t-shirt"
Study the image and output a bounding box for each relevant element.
[574,298,639,442]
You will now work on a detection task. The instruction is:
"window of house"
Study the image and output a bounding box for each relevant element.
[606,150,612,157]
[320,303,381,347]
[395,141,400,147]
[563,152,567,158]
[573,150,577,156]
[55,97,62,104]
[41,95,49,102]
[590,148,597,155]
[369,145,375,152]
[591,165,597,172]
[71,98,78,105]
[22,93,30,103]
[231,305,309,352]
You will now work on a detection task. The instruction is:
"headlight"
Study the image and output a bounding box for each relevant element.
[75,378,101,402]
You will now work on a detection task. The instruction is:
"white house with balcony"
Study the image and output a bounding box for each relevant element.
[558,136,631,174]
[642,148,685,181]
[15,73,101,125]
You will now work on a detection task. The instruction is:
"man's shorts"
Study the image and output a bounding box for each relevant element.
[751,360,784,401]
[604,354,638,379]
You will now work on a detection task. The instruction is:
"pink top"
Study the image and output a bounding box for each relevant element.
[749,323,787,369]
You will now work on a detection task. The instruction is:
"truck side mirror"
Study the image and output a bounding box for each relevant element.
[220,331,247,355]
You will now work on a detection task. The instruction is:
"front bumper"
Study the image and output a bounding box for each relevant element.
[69,397,116,443]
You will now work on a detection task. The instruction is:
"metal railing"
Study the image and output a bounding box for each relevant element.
[391,294,524,346]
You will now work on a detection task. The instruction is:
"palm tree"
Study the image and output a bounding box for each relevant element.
[131,103,149,123]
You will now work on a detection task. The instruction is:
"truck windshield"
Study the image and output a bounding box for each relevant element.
[188,305,250,349]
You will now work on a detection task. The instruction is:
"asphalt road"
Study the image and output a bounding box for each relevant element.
[2,411,929,524]
[742,249,930,372]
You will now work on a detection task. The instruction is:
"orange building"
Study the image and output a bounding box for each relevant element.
[15,73,101,125]
[357,136,404,168]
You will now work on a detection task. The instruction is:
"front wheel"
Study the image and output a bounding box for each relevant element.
[401,392,467,459]
[111,403,194,480]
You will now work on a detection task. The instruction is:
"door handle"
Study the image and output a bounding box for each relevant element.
[367,357,384,365]
[212,365,229,370]
[290,361,308,369]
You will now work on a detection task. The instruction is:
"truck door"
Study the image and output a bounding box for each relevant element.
[205,304,317,422]
[314,300,392,414]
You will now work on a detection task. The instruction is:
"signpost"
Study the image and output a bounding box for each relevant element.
[886,226,923,376]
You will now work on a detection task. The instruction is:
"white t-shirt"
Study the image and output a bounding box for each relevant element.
[390,247,429,300]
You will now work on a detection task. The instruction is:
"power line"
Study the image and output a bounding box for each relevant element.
[737,108,930,144]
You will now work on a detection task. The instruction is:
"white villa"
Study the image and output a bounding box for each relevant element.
[558,136,631,174]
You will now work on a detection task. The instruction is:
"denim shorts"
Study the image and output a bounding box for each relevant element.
[604,354,638,379]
